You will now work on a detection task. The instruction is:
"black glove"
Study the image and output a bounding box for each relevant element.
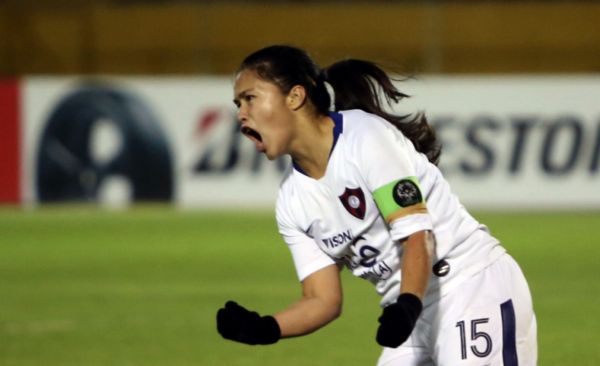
[376,293,423,348]
[217,301,281,345]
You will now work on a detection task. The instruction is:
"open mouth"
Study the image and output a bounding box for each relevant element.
[241,126,262,142]
[241,125,265,152]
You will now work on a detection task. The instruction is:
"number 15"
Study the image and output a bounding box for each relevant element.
[456,318,493,360]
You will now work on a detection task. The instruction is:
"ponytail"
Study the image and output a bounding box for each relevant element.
[238,46,441,165]
[323,60,441,166]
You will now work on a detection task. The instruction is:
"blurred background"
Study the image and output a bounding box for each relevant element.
[1,0,599,75]
[1,0,599,365]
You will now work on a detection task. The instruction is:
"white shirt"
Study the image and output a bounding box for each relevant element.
[276,110,505,307]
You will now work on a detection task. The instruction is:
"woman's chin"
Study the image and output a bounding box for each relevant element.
[264,147,283,161]
[265,151,277,161]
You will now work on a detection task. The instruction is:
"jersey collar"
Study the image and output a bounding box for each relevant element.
[293,111,344,177]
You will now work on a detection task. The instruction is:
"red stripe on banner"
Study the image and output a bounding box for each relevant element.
[0,80,21,204]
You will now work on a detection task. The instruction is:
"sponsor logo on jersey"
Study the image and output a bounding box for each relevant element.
[358,261,393,280]
[358,244,380,268]
[321,229,354,248]
[338,187,366,220]
[392,179,423,208]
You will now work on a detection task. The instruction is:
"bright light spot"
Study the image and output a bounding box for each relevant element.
[90,119,123,165]
[98,176,132,208]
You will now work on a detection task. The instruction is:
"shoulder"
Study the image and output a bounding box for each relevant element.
[338,109,405,149]
[339,109,388,132]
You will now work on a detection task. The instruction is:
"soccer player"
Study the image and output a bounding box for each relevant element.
[216,45,537,365]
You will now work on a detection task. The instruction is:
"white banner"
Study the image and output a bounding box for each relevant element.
[21,76,600,209]
[396,76,600,209]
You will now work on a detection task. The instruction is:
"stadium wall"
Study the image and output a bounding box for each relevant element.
[0,2,600,75]
[2,76,600,210]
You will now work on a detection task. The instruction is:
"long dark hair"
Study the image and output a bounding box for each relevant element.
[238,45,441,165]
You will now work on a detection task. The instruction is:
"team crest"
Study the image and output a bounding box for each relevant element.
[339,187,366,220]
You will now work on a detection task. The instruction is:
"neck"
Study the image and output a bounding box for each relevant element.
[288,113,335,180]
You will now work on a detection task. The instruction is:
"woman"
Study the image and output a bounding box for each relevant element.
[216,45,537,366]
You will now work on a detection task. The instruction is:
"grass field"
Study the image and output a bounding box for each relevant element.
[1,207,599,365]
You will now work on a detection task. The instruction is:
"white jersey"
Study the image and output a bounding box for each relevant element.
[276,110,505,307]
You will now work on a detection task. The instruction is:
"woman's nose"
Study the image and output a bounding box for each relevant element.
[237,108,247,123]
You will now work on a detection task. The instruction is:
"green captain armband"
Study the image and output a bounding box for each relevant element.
[373,177,427,223]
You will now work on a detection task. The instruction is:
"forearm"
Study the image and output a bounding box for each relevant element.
[376,230,432,348]
[216,296,339,345]
[217,265,342,345]
[273,264,343,338]
[400,230,434,300]
[274,293,342,338]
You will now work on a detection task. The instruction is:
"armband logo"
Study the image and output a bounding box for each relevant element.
[392,179,423,208]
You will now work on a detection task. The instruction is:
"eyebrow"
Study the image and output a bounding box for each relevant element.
[233,89,254,104]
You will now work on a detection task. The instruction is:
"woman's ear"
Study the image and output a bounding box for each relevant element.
[287,85,307,111]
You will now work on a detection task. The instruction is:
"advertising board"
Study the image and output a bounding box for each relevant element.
[4,76,599,210]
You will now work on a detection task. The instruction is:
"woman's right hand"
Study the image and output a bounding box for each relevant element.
[216,301,281,345]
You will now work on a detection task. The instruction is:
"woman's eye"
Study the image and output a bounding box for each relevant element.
[246,95,255,102]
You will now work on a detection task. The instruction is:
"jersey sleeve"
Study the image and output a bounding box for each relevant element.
[354,116,433,240]
[276,197,336,282]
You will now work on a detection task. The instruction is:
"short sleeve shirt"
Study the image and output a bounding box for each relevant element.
[276,110,503,307]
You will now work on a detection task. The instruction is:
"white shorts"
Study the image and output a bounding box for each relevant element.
[377,253,537,366]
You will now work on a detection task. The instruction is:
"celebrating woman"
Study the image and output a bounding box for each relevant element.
[216,45,537,366]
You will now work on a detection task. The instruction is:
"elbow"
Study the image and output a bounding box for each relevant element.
[328,299,343,321]
[313,296,342,324]
[331,306,342,321]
